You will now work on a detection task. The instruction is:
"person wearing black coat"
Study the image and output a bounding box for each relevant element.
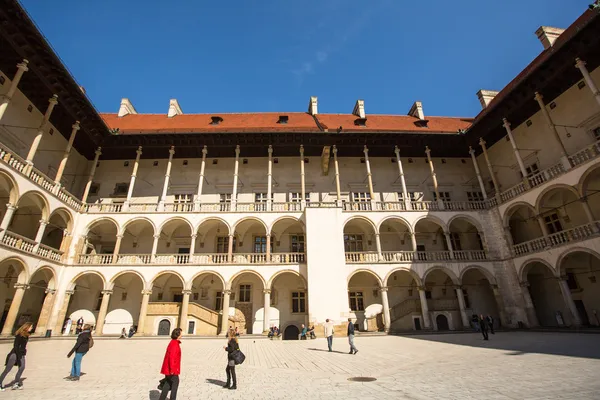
[479,314,489,340]
[0,322,32,391]
[223,329,239,390]
[67,325,94,381]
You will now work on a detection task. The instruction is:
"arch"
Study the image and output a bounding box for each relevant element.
[342,216,377,233]
[188,270,226,290]
[422,266,460,285]
[459,265,497,285]
[0,170,20,204]
[269,216,305,235]
[503,201,537,228]
[29,265,58,289]
[0,256,30,284]
[109,270,148,289]
[120,217,157,236]
[447,214,483,232]
[48,207,74,231]
[435,314,450,331]
[347,269,383,287]
[518,258,556,282]
[158,217,194,234]
[84,217,120,236]
[556,247,600,275]
[157,319,172,336]
[16,190,50,220]
[577,162,600,197]
[68,270,108,290]
[227,269,267,290]
[535,183,581,215]
[149,270,186,287]
[232,216,269,233]
[283,324,300,340]
[267,269,307,288]
[383,267,422,287]
[195,217,231,235]
[377,215,413,233]
[413,215,447,233]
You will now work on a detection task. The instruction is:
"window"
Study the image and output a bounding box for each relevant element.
[292,292,306,313]
[89,183,100,196]
[467,191,484,202]
[112,183,129,197]
[121,292,127,301]
[449,233,462,251]
[398,192,421,202]
[433,192,452,201]
[188,321,195,335]
[544,213,563,234]
[425,291,432,299]
[349,292,364,312]
[210,116,223,125]
[525,163,539,177]
[290,192,310,203]
[200,288,208,299]
[277,115,289,124]
[592,127,600,140]
[290,235,305,253]
[27,104,33,112]
[153,161,159,167]
[193,292,199,301]
[566,272,579,291]
[253,236,272,253]
[220,193,233,211]
[344,234,363,252]
[215,291,223,310]
[216,236,236,253]
[174,194,193,203]
[239,284,251,302]
[352,192,371,202]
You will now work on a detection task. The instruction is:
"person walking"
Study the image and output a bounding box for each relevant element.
[159,328,182,400]
[76,317,84,334]
[67,324,94,381]
[471,314,480,332]
[347,318,358,355]
[324,319,334,352]
[223,329,240,390]
[0,322,32,391]
[487,315,495,335]
[479,315,489,341]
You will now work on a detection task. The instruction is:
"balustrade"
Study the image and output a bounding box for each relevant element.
[343,202,372,211]
[381,251,415,262]
[163,203,194,213]
[345,251,379,263]
[376,202,406,211]
[415,251,452,261]
[512,221,599,256]
[453,250,487,261]
[76,252,305,265]
[127,203,158,212]
[2,231,36,253]
[411,201,440,211]
[37,244,63,261]
[568,140,600,167]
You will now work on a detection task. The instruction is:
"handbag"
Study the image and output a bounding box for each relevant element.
[231,349,246,365]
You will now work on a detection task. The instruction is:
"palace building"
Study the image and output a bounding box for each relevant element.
[0,1,599,338]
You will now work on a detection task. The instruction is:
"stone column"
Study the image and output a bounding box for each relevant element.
[25,95,59,174]
[53,121,80,193]
[150,234,160,263]
[265,234,271,262]
[112,235,123,264]
[410,232,417,251]
[54,290,74,334]
[468,146,488,199]
[0,59,29,122]
[534,92,571,169]
[491,285,509,327]
[557,277,582,326]
[479,138,500,197]
[333,145,341,205]
[418,287,431,329]
[220,290,231,335]
[267,145,273,211]
[190,234,197,258]
[33,220,49,252]
[300,145,306,210]
[425,146,443,209]
[363,146,375,206]
[263,289,271,333]
[455,286,470,328]
[580,198,596,225]
[94,290,112,335]
[575,58,600,107]
[375,233,383,261]
[502,118,530,185]
[158,146,175,211]
[81,147,102,204]
[232,145,240,211]
[34,289,56,335]
[519,282,539,327]
[0,204,17,240]
[194,145,208,211]
[123,146,142,211]
[394,146,411,209]
[227,234,234,263]
[380,287,391,332]
[179,290,191,331]
[0,284,28,336]
[444,232,454,259]
[137,290,152,335]
[537,216,550,237]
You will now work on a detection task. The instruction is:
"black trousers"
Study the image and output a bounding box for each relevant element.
[481,328,489,340]
[225,365,237,386]
[489,323,495,334]
[159,375,179,400]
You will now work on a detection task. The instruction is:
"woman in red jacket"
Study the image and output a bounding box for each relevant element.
[159,328,182,400]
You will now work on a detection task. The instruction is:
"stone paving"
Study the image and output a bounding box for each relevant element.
[0,332,599,399]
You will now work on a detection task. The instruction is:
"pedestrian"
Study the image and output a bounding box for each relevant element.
[300,324,307,340]
[67,324,94,381]
[76,317,84,334]
[223,329,241,390]
[487,315,495,334]
[120,327,127,339]
[324,319,334,352]
[0,322,32,391]
[128,325,136,338]
[234,326,240,337]
[63,317,72,335]
[479,314,489,341]
[347,318,358,355]
[158,328,182,400]
[471,314,480,332]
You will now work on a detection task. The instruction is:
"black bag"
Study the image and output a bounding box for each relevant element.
[231,349,246,365]
[158,378,167,390]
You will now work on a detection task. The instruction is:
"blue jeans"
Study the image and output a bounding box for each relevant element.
[71,352,86,377]
[327,336,333,351]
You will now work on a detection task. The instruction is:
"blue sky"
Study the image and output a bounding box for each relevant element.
[21,0,591,117]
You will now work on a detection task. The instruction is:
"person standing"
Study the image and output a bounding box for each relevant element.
[76,317,84,334]
[63,317,72,335]
[0,322,32,391]
[487,315,495,334]
[324,319,334,352]
[300,324,307,340]
[479,315,489,341]
[223,329,240,390]
[159,328,182,400]
[347,318,358,355]
[67,324,94,381]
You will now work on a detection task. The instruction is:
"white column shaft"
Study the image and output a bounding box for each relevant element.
[263,290,271,333]
[267,146,273,211]
[455,288,470,328]
[54,122,80,185]
[0,60,29,122]
[126,147,143,202]
[576,58,600,107]
[534,93,568,159]
[479,139,500,195]
[81,148,102,204]
[220,290,231,335]
[469,147,487,199]
[380,288,391,332]
[333,146,341,203]
[363,146,375,200]
[558,279,582,326]
[232,146,240,210]
[300,145,306,208]
[502,119,529,179]
[195,146,208,208]
[26,95,59,165]
[0,205,17,238]
[160,147,175,203]
[179,291,190,331]
[418,288,431,329]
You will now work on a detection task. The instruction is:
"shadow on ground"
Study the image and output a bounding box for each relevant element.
[206,378,227,387]
[308,348,349,355]
[401,331,600,359]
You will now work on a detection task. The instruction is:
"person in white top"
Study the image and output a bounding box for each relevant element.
[324,319,335,352]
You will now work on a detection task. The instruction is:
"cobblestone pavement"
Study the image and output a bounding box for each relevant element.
[0,332,599,399]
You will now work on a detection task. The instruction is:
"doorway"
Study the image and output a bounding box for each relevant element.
[436,314,450,331]
[158,319,171,335]
[283,325,299,340]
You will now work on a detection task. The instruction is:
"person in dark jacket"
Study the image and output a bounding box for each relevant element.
[159,328,182,400]
[0,322,32,391]
[223,329,239,390]
[479,314,489,340]
[487,315,495,334]
[347,318,358,355]
[67,324,93,381]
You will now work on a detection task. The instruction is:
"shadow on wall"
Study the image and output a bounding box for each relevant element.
[402,331,600,360]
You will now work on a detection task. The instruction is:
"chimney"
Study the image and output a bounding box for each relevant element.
[118,98,137,117]
[352,99,365,118]
[308,96,318,115]
[408,101,425,120]
[168,99,183,118]
[476,90,499,109]
[535,26,565,50]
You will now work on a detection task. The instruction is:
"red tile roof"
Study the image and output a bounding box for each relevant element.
[315,114,472,133]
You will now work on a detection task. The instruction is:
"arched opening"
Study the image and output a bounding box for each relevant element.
[424,268,459,331]
[379,218,412,260]
[523,262,569,327]
[0,171,18,223]
[269,272,307,335]
[158,319,171,336]
[117,219,155,263]
[347,271,383,332]
[104,273,145,335]
[11,192,48,240]
[0,258,27,333]
[270,218,306,262]
[386,269,422,331]
[42,209,72,250]
[448,218,484,258]
[194,219,230,264]
[283,324,300,340]
[229,271,266,334]
[233,219,268,263]
[507,204,543,245]
[538,186,587,234]
[461,268,500,329]
[581,165,600,220]
[343,218,377,262]
[16,268,55,332]
[149,272,185,335]
[414,218,448,261]
[189,272,225,335]
[82,219,119,260]
[157,219,192,264]
[65,273,105,334]
[435,314,449,331]
[558,251,600,326]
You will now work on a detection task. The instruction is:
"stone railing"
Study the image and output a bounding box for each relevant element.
[345,251,379,263]
[2,231,36,253]
[499,181,527,203]
[343,202,373,211]
[84,203,124,213]
[512,221,600,257]
[390,298,421,321]
[410,201,441,211]
[83,201,306,214]
[78,254,115,264]
[428,298,459,311]
[127,203,158,213]
[444,201,488,211]
[116,254,152,264]
[453,250,487,261]
[155,254,190,264]
[527,163,565,188]
[272,202,303,212]
[36,243,63,262]
[269,252,305,263]
[382,251,415,262]
[347,250,489,263]
[77,252,305,265]
[163,203,194,213]
[415,251,452,261]
[568,140,600,167]
[198,203,231,212]
[376,202,407,211]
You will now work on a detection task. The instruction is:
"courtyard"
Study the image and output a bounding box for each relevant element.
[0,332,599,399]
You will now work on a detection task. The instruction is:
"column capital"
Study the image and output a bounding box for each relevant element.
[16,59,29,71]
[299,144,304,156]
[224,289,232,295]
[6,203,17,211]
[135,146,143,156]
[101,290,113,296]
[191,233,198,239]
[14,283,29,290]
[332,145,338,155]
[235,145,240,156]
[491,284,499,290]
[479,137,487,147]
[141,289,153,295]
[48,94,59,106]
[417,286,427,291]
[45,288,56,295]
[39,219,49,226]
[263,289,272,294]
[468,146,475,156]
[363,145,369,155]
[394,145,400,155]
[453,285,463,291]
[65,289,75,296]
[502,118,511,129]
[95,147,102,157]
[153,234,160,239]
[268,145,273,155]
[182,289,192,295]
[201,145,208,156]
[116,234,124,239]
[379,286,388,293]
[71,121,81,131]
[424,146,431,156]
[534,91,544,103]
[555,275,568,282]
[168,146,175,156]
